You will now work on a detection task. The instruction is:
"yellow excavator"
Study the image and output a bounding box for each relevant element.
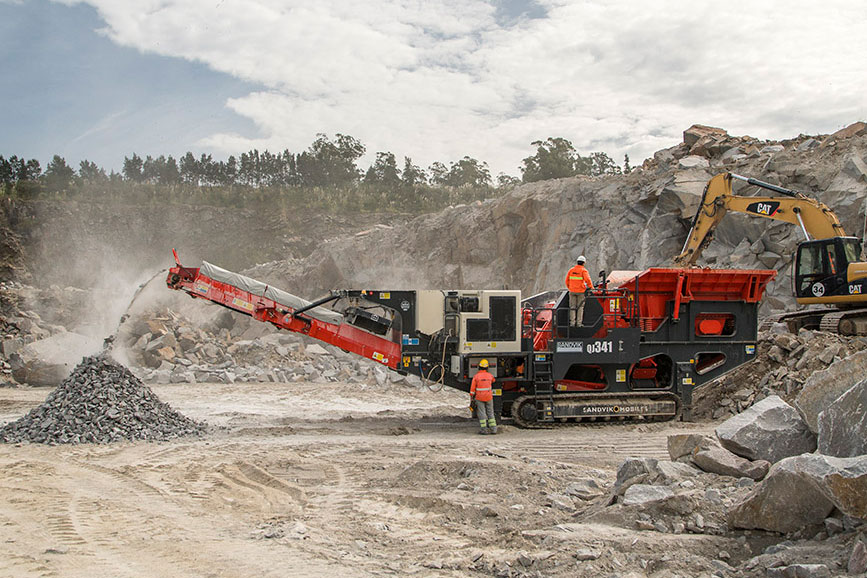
[675,172,867,334]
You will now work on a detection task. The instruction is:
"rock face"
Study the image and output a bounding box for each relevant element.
[817,379,867,457]
[730,454,867,533]
[0,355,205,444]
[241,123,867,321]
[715,395,816,464]
[796,350,867,433]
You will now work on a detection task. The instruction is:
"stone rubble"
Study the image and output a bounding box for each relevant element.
[593,335,867,576]
[0,355,205,444]
[116,308,423,391]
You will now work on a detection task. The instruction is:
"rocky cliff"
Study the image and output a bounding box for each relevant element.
[251,122,867,316]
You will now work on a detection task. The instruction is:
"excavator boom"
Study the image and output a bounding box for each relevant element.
[675,173,846,267]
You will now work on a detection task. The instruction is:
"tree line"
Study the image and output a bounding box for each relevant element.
[0,134,629,213]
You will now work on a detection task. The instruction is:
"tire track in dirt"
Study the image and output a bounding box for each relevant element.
[0,552,60,578]
[276,446,474,572]
[12,457,299,578]
[495,426,713,463]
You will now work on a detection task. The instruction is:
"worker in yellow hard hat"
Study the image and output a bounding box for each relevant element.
[470,359,497,434]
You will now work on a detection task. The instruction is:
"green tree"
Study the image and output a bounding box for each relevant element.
[428,161,449,186]
[122,153,144,182]
[446,156,491,188]
[520,137,588,183]
[218,155,238,186]
[623,153,632,174]
[589,152,621,176]
[79,159,108,183]
[298,133,365,187]
[179,152,198,185]
[0,156,14,193]
[163,155,181,185]
[43,155,75,193]
[496,173,521,188]
[401,157,427,187]
[198,153,217,185]
[9,156,41,182]
[364,152,401,187]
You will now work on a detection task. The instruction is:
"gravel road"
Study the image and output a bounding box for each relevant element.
[0,379,734,578]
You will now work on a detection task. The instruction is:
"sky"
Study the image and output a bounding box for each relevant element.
[1,0,865,178]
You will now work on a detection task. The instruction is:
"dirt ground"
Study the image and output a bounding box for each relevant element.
[1,379,764,578]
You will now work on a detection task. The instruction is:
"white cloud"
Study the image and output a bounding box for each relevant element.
[59,0,867,176]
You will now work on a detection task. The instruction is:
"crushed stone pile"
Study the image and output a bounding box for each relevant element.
[0,355,206,444]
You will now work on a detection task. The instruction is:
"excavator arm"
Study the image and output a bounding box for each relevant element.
[674,173,846,267]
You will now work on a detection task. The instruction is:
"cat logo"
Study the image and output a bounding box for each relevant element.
[850,284,863,295]
[746,200,780,217]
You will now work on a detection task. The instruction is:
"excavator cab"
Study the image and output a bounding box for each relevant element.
[794,236,864,302]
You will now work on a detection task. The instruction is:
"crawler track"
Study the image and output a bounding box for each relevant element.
[509,391,681,429]
[760,307,867,335]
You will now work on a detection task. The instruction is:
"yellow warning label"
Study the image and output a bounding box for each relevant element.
[493,389,502,396]
[380,292,391,299]
[489,342,497,348]
[232,297,254,312]
[372,352,385,362]
[616,369,626,382]
[402,356,411,367]
[682,377,694,385]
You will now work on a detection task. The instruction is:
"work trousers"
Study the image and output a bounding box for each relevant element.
[476,399,496,431]
[569,292,586,325]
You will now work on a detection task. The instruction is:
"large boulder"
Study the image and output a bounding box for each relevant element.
[729,454,867,533]
[667,433,708,462]
[612,457,658,497]
[690,437,770,481]
[817,379,867,457]
[796,351,867,433]
[657,169,712,219]
[729,456,835,532]
[683,124,729,156]
[716,395,816,464]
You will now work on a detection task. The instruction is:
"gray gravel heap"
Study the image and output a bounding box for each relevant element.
[0,355,206,444]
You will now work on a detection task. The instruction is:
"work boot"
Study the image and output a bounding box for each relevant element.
[489,426,498,435]
[478,428,488,435]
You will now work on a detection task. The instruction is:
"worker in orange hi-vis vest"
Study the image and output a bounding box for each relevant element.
[470,359,497,434]
[565,255,592,325]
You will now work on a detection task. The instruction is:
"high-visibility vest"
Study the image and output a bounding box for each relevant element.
[470,370,495,402]
[565,264,592,293]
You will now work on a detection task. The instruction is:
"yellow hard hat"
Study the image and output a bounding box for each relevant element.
[479,359,489,368]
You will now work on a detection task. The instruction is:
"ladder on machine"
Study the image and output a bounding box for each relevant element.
[533,353,555,422]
